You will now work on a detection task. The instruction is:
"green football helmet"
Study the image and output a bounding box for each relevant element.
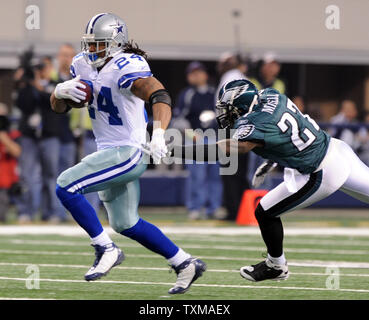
[216,79,259,129]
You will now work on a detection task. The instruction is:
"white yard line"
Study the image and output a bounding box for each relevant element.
[1,249,369,268]
[2,239,369,256]
[170,236,369,247]
[0,262,368,277]
[1,225,369,236]
[2,237,369,248]
[0,276,368,294]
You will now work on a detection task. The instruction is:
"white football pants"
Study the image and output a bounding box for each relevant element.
[260,138,369,216]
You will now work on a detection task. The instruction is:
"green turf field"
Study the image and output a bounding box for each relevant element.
[0,217,368,300]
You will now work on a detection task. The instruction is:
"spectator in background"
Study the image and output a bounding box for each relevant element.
[0,103,22,222]
[174,61,223,220]
[215,52,248,99]
[51,44,78,221]
[14,50,73,223]
[13,56,44,223]
[330,100,360,152]
[249,52,286,94]
[216,53,250,221]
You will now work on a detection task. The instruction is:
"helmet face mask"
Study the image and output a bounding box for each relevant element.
[81,38,112,67]
[216,79,259,129]
[82,13,128,68]
[215,102,241,129]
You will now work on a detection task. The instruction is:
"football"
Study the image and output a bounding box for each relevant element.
[64,80,92,108]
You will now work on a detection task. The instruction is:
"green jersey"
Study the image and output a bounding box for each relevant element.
[232,88,330,174]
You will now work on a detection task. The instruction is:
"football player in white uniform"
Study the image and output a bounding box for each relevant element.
[50,13,206,294]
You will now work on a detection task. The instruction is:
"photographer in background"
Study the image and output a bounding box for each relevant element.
[329,100,360,152]
[0,103,21,222]
[248,53,286,94]
[14,48,68,223]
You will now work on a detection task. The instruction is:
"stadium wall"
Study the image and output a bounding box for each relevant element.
[0,0,368,66]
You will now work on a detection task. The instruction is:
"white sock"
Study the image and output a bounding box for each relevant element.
[167,248,191,267]
[91,230,113,247]
[267,253,286,265]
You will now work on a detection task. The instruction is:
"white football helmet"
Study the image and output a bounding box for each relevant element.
[82,13,129,68]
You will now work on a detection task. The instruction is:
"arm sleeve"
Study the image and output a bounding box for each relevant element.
[117,55,153,91]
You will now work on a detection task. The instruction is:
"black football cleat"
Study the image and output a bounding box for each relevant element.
[240,259,289,282]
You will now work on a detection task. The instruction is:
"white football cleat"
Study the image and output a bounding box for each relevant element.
[240,258,289,282]
[168,257,207,294]
[84,243,124,281]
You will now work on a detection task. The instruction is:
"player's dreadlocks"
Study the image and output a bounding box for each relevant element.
[122,40,148,60]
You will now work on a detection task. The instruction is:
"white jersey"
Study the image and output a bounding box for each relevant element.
[70,52,152,150]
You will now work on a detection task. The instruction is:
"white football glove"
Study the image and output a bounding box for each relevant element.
[148,128,168,164]
[54,75,86,103]
[252,160,277,188]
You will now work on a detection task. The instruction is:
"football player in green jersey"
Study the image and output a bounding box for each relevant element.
[170,79,369,282]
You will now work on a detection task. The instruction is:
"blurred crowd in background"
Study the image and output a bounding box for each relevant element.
[1,44,369,224]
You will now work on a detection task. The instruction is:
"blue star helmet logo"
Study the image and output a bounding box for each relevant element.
[112,20,124,33]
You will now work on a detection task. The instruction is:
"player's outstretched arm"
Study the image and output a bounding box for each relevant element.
[217,139,260,155]
[169,139,260,162]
